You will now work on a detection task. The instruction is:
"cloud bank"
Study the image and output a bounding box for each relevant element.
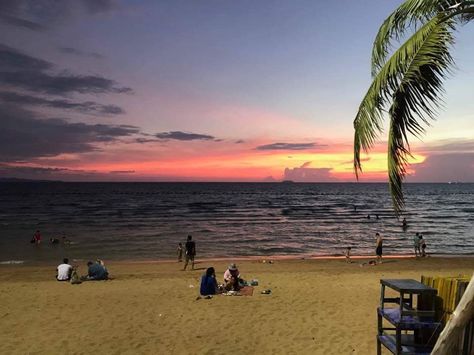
[0,105,139,161]
[283,162,334,182]
[256,142,321,151]
[155,131,216,141]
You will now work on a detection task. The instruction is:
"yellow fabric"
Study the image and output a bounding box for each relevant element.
[421,275,470,323]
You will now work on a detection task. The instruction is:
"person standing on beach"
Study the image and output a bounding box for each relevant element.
[420,235,427,257]
[177,243,183,262]
[375,233,383,264]
[414,233,421,257]
[33,230,41,244]
[183,235,196,270]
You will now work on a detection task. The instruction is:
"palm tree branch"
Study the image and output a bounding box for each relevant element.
[354,16,451,178]
[371,0,459,77]
[386,17,455,212]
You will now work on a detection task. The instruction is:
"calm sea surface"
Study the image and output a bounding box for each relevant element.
[0,182,473,263]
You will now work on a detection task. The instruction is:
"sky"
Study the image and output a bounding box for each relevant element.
[0,0,473,182]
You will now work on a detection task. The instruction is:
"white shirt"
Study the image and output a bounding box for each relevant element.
[57,263,72,281]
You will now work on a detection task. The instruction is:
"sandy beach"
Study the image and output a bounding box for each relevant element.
[0,257,472,355]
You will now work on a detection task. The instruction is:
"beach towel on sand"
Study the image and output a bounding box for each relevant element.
[238,286,254,296]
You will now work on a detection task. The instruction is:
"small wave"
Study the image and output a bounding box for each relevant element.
[0,260,25,265]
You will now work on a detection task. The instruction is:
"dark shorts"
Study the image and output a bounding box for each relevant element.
[376,246,383,256]
[185,254,195,262]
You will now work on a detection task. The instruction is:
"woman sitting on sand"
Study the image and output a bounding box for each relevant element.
[200,267,218,296]
[224,263,241,291]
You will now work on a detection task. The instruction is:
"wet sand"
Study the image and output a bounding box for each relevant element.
[0,257,473,354]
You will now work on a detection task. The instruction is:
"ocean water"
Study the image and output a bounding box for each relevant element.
[0,182,473,263]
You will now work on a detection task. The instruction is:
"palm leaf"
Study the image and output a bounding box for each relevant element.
[354,15,455,212]
[371,0,457,77]
[354,15,451,174]
[386,16,455,211]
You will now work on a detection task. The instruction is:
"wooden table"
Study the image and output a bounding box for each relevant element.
[377,279,441,355]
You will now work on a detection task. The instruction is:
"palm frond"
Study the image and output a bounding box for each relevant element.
[354,15,453,179]
[386,16,455,212]
[371,0,457,77]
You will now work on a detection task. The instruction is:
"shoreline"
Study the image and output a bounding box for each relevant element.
[1,253,473,267]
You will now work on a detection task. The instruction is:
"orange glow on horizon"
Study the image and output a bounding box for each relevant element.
[21,143,428,182]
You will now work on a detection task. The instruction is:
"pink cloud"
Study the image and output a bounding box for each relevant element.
[408,153,474,182]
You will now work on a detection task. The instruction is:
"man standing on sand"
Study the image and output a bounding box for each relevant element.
[183,235,196,270]
[375,233,383,264]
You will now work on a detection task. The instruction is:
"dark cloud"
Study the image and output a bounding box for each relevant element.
[0,104,139,161]
[0,0,117,30]
[155,131,216,141]
[256,142,322,151]
[0,164,101,181]
[0,44,52,71]
[235,139,245,144]
[0,91,124,115]
[109,170,135,174]
[0,70,132,95]
[0,44,132,95]
[0,165,69,175]
[58,47,103,59]
[81,0,117,14]
[283,162,334,182]
[0,165,139,182]
[135,138,159,144]
[0,14,46,31]
[408,153,474,182]
[419,139,474,154]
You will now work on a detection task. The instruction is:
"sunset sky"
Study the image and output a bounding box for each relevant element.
[1,0,473,182]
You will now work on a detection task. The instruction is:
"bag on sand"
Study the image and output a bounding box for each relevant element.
[70,268,82,285]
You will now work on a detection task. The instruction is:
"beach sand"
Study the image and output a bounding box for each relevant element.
[1,257,473,354]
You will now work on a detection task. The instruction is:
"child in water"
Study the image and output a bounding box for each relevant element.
[177,243,183,262]
[345,247,352,263]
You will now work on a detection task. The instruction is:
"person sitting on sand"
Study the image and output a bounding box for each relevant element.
[84,260,108,280]
[375,233,383,264]
[56,258,73,281]
[200,267,219,296]
[224,263,241,291]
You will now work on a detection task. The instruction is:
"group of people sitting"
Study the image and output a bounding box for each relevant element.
[200,263,242,296]
[56,258,109,283]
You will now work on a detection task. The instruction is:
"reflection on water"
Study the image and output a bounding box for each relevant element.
[0,182,473,262]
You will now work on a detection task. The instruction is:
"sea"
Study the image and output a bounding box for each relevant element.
[0,182,473,264]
